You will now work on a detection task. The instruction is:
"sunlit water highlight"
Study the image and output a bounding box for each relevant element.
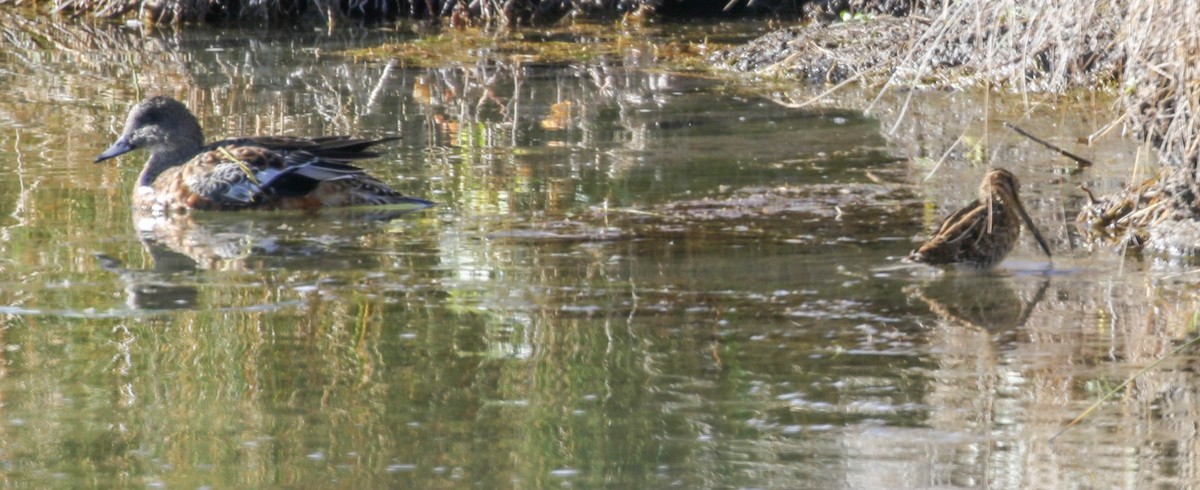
[0,13,1197,489]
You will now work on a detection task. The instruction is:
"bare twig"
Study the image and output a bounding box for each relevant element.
[1087,113,1128,145]
[768,66,880,110]
[923,133,966,182]
[1003,121,1095,168]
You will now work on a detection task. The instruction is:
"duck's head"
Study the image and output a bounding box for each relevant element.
[96,96,205,165]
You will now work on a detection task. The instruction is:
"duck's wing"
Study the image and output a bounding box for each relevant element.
[182,146,286,208]
[253,151,368,198]
[185,137,427,210]
[206,136,401,163]
[185,149,358,205]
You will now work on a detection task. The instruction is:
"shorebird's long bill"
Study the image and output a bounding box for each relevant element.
[1012,198,1053,258]
[95,136,135,163]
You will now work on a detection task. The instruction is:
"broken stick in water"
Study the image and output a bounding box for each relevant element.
[1003,121,1095,169]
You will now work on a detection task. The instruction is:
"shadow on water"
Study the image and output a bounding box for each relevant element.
[4,11,1200,490]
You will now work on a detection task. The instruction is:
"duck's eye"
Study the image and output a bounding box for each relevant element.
[139,112,161,126]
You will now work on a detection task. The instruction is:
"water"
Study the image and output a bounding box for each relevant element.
[1,13,1198,489]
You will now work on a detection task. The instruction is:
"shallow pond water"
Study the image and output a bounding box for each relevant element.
[2,13,1200,489]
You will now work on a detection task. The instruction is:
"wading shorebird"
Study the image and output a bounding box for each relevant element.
[908,168,1052,270]
[96,96,431,214]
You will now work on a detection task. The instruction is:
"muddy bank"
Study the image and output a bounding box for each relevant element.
[715,0,1200,253]
[714,3,1123,90]
[712,16,923,85]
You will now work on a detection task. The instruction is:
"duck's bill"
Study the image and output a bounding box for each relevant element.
[95,137,135,163]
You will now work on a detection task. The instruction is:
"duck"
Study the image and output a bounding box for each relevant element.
[908,168,1052,269]
[95,96,431,213]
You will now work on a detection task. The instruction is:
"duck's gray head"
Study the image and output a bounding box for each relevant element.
[95,96,205,166]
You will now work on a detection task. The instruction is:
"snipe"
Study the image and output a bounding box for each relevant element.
[908,168,1052,269]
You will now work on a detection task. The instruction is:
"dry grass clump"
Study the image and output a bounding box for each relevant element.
[1077,173,1164,248]
[711,15,923,84]
[1074,1,1200,249]
[1119,0,1200,169]
[890,0,1124,90]
[35,0,416,25]
[11,0,928,28]
[1071,1,1200,247]
[716,1,1127,90]
[16,0,543,26]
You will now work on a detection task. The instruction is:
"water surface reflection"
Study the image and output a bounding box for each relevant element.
[0,13,1196,489]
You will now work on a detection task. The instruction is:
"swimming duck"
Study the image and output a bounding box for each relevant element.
[96,96,431,213]
[908,168,1052,269]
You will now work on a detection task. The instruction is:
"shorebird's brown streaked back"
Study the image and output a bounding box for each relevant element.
[908,168,1052,270]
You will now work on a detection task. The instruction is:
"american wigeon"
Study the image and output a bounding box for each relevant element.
[96,96,431,213]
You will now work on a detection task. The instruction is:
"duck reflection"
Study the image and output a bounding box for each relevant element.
[906,274,1050,330]
[97,243,201,311]
[100,208,428,311]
